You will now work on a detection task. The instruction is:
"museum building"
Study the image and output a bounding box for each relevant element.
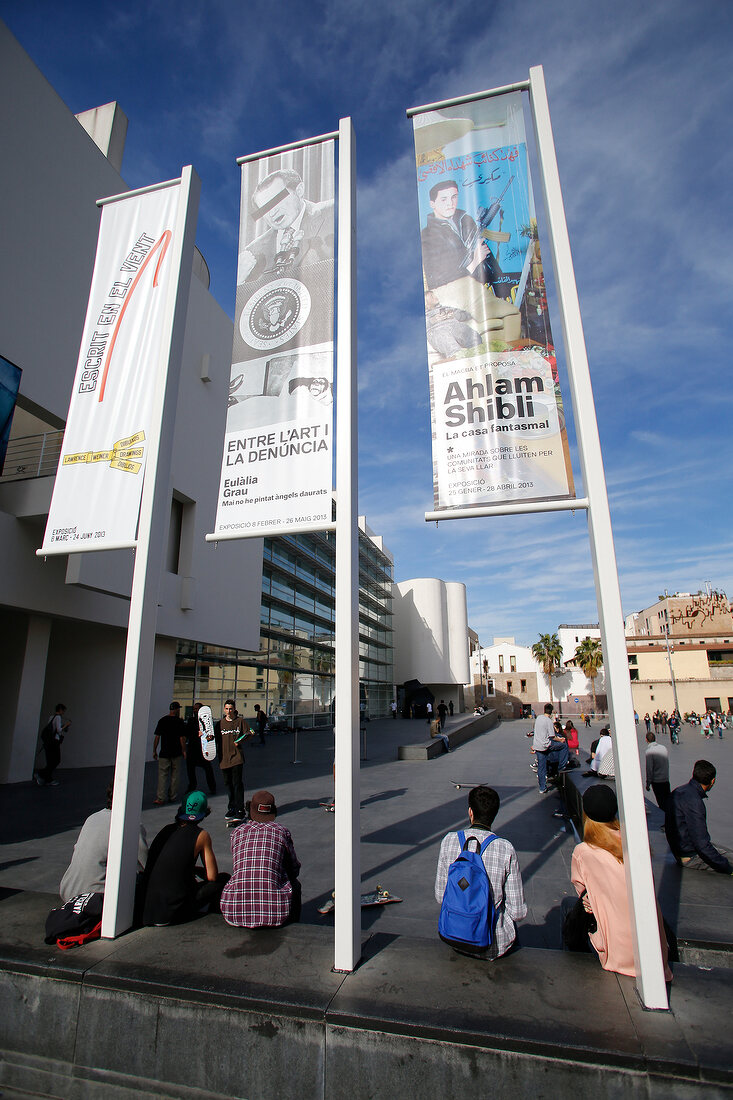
[0,23,467,782]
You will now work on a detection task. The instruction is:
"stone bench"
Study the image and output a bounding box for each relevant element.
[398,709,498,760]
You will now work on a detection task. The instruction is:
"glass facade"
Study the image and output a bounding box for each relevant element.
[173,527,394,727]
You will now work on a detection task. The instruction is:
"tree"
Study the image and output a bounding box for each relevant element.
[575,638,603,714]
[532,632,563,705]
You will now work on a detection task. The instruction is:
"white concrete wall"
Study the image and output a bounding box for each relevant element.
[0,23,262,778]
[472,640,606,705]
[557,625,601,662]
[393,578,469,685]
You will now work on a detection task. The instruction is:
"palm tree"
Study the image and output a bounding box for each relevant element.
[575,638,603,714]
[532,632,563,705]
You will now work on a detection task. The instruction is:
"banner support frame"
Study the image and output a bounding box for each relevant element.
[237,131,340,165]
[333,116,361,973]
[425,497,588,523]
[101,165,201,939]
[407,81,530,118]
[527,64,668,1010]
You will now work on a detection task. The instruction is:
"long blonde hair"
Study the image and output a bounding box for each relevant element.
[582,815,623,862]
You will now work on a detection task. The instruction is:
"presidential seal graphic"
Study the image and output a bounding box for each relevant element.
[239,279,311,351]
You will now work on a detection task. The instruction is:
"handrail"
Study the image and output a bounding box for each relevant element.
[0,430,64,482]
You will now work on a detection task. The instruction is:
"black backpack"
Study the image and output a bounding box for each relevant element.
[45,892,104,948]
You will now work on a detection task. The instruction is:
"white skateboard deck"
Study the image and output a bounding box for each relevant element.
[198,705,217,762]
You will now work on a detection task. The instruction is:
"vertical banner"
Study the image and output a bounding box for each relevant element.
[40,182,183,552]
[412,93,575,511]
[212,140,335,537]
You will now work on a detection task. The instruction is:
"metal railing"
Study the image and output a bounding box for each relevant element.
[0,430,64,482]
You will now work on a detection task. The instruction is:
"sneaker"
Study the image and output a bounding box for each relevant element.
[33,773,45,786]
[225,810,237,820]
[529,763,538,770]
[538,787,550,795]
[48,780,60,787]
[153,799,165,806]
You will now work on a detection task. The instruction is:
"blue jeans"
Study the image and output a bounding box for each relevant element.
[537,743,569,790]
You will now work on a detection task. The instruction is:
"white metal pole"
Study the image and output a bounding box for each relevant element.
[102,166,201,938]
[528,66,668,1009]
[333,116,361,972]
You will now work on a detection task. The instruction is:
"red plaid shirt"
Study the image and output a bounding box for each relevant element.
[220,821,300,928]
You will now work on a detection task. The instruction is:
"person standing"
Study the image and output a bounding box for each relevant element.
[645,732,670,811]
[426,700,433,726]
[216,699,252,823]
[185,703,216,796]
[644,713,651,734]
[254,703,268,745]
[390,700,397,720]
[152,702,186,806]
[437,699,448,731]
[35,703,70,786]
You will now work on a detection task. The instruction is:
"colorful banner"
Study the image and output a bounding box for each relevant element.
[41,182,182,552]
[413,93,574,510]
[212,140,335,538]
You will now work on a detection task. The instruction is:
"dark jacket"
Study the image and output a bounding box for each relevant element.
[665,779,731,873]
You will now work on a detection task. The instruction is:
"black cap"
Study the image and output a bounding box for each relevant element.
[582,784,618,823]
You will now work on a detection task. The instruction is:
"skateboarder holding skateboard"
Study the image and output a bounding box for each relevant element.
[185,702,216,796]
[215,699,253,824]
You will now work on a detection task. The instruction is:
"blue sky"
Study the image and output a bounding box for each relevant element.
[4,0,732,647]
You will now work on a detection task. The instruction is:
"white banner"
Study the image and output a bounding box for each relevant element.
[211,140,335,538]
[41,182,182,553]
[413,92,574,510]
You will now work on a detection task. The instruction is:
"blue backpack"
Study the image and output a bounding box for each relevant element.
[438,830,497,953]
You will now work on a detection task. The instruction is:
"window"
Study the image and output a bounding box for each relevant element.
[510,656,516,673]
[487,679,495,695]
[506,680,513,693]
[520,679,527,693]
[628,654,638,666]
[629,669,639,681]
[498,655,504,673]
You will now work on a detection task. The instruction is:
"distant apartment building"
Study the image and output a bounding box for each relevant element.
[625,590,733,716]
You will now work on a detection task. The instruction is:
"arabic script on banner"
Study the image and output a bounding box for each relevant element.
[412,92,574,510]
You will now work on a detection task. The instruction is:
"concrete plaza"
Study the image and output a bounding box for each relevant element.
[4,713,733,944]
[2,714,733,1097]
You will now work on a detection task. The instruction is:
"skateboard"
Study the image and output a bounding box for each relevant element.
[226,816,246,828]
[319,801,335,812]
[198,705,217,762]
[451,781,490,790]
[317,885,402,916]
[234,722,254,746]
